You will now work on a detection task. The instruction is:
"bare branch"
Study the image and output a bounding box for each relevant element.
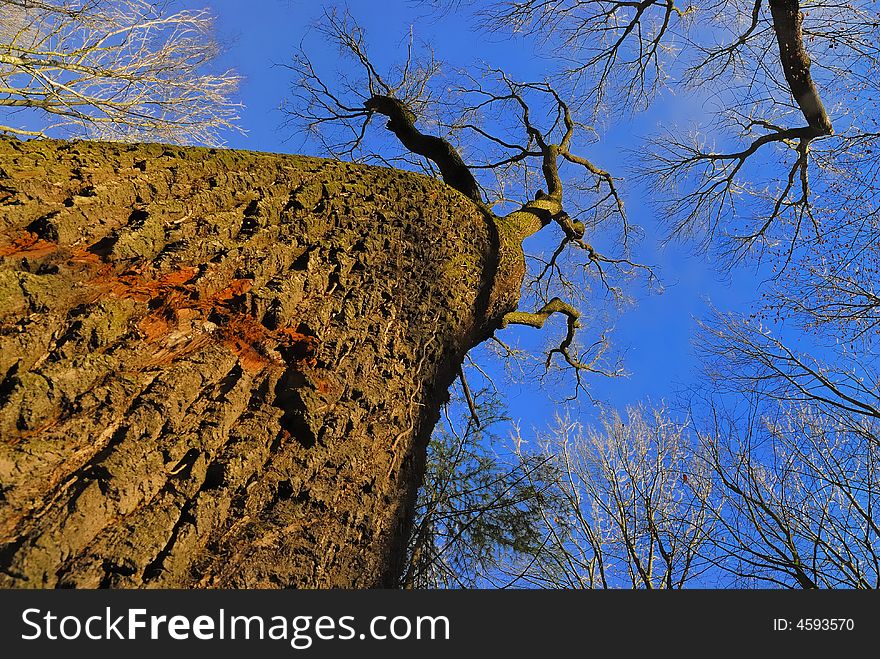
[767,0,833,134]
[364,94,484,204]
[0,0,242,145]
[500,297,621,396]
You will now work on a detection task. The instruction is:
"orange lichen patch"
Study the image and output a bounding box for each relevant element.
[276,327,319,369]
[219,315,280,371]
[109,266,199,301]
[0,232,57,258]
[216,314,318,372]
[0,225,318,376]
[313,378,333,395]
[68,250,106,267]
[210,278,253,302]
[91,264,317,372]
[137,313,173,343]
[276,327,312,343]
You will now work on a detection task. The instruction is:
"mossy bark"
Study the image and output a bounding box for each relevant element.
[0,137,524,588]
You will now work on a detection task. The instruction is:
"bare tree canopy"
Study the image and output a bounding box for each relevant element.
[698,398,879,588]
[0,0,241,144]
[285,8,662,401]
[493,397,879,589]
[505,406,715,589]
[467,0,880,267]
[317,1,880,588]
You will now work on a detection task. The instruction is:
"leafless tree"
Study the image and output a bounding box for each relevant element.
[0,0,241,144]
[698,312,879,426]
[690,307,879,587]
[479,0,696,112]
[499,405,716,588]
[649,0,880,263]
[285,7,658,400]
[757,202,880,349]
[475,0,880,265]
[484,392,879,589]
[694,396,879,588]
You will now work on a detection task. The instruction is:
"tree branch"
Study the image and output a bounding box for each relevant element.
[768,0,833,135]
[364,94,484,206]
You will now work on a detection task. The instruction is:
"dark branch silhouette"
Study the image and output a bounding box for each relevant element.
[364,95,483,205]
[768,0,833,135]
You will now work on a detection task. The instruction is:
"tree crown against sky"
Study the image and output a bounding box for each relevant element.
[283,0,880,402]
[0,0,241,144]
[276,0,880,587]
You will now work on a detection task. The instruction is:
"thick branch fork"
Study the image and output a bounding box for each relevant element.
[500,297,582,332]
[287,15,632,396]
[500,298,600,377]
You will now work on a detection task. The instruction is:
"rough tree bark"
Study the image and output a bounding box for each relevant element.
[0,136,528,588]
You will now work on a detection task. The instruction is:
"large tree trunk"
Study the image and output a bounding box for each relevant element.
[0,137,524,588]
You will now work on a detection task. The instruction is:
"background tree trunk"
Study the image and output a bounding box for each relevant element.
[0,137,522,588]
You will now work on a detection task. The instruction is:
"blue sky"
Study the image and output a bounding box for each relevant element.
[201,0,769,422]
